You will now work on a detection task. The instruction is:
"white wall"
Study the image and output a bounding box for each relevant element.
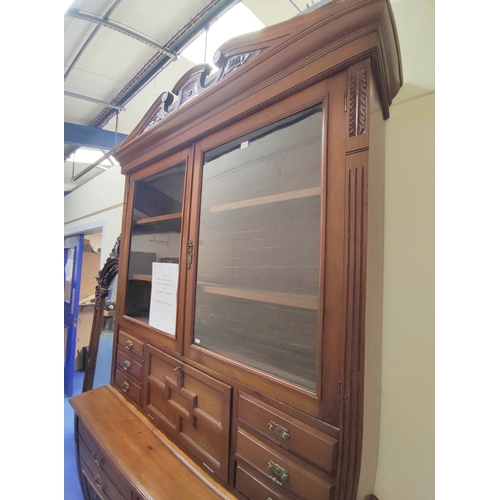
[64,164,125,267]
[373,1,435,498]
[375,93,434,500]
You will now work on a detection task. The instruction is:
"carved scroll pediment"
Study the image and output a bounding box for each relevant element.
[215,49,261,81]
[123,40,269,143]
[142,92,174,134]
[139,48,262,131]
[169,64,213,112]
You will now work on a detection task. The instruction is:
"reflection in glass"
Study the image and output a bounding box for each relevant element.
[125,162,186,330]
[93,277,117,389]
[193,104,323,391]
[64,327,68,361]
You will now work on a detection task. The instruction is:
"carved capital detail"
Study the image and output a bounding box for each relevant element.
[348,67,368,138]
[137,49,262,134]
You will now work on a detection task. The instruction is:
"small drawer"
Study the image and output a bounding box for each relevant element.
[118,330,144,359]
[235,428,333,500]
[238,392,337,473]
[115,368,142,406]
[116,346,143,382]
[80,461,107,500]
[235,463,295,500]
[80,441,127,500]
[78,423,131,499]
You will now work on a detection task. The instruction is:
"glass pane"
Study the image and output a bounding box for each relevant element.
[125,162,186,333]
[194,104,323,391]
[64,248,74,302]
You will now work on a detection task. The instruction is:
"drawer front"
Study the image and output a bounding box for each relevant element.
[235,463,297,500]
[235,428,333,500]
[118,330,144,359]
[238,392,337,472]
[80,440,128,500]
[115,369,142,406]
[79,423,131,500]
[80,462,107,500]
[116,346,143,382]
[144,345,232,482]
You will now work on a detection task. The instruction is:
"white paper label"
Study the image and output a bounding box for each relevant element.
[149,262,179,335]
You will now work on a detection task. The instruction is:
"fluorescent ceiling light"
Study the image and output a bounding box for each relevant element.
[181,3,265,69]
[66,147,114,166]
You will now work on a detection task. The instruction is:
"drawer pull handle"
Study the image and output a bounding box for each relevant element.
[94,474,104,491]
[269,420,290,440]
[121,381,130,393]
[122,360,132,371]
[125,339,133,350]
[92,452,102,467]
[267,460,288,486]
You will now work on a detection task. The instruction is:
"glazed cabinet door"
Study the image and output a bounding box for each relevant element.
[184,77,347,423]
[116,147,194,353]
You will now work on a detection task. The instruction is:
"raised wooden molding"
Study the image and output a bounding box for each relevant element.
[335,152,369,500]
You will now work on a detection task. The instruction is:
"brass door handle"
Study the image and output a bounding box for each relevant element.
[92,452,103,467]
[122,360,132,371]
[269,420,290,440]
[121,381,130,393]
[94,474,104,491]
[125,339,133,350]
[267,460,289,486]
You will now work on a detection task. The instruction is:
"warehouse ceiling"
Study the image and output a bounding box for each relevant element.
[63,0,327,195]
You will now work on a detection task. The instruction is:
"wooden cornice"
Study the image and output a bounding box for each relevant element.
[114,0,402,175]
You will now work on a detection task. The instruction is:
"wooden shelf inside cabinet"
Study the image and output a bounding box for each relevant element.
[130,274,153,282]
[130,274,153,283]
[198,283,318,310]
[208,187,321,213]
[134,212,183,225]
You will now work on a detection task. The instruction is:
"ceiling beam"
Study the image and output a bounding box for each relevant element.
[65,91,126,111]
[65,122,128,149]
[66,9,178,59]
[65,0,123,81]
